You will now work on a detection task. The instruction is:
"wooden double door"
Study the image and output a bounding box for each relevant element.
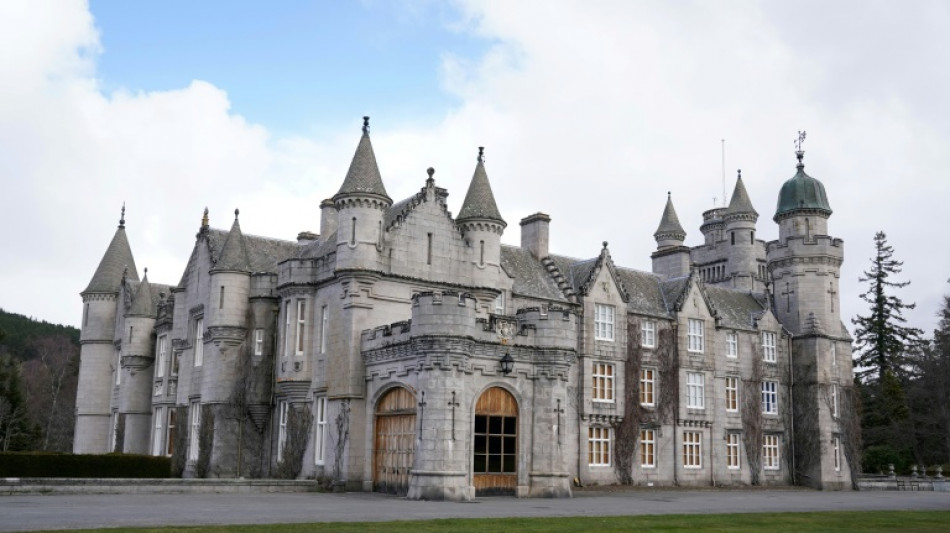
[473,387,518,496]
[373,387,416,495]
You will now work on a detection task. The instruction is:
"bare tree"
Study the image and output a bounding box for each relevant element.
[22,335,78,451]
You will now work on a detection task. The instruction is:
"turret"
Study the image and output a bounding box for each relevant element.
[723,171,760,290]
[117,268,158,454]
[333,117,392,272]
[651,192,690,279]
[75,206,139,453]
[456,147,506,290]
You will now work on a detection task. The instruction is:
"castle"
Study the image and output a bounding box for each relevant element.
[74,118,854,499]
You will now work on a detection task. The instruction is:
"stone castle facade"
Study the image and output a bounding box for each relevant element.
[74,118,854,499]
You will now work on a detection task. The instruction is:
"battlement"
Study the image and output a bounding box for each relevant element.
[767,234,844,259]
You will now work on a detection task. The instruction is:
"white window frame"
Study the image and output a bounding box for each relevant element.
[295,299,307,356]
[763,434,780,470]
[687,319,704,353]
[588,426,611,467]
[592,363,615,403]
[762,381,778,415]
[640,368,656,407]
[763,331,777,363]
[320,305,329,354]
[166,408,176,457]
[831,383,839,418]
[314,397,327,465]
[725,376,739,413]
[726,433,740,469]
[110,411,118,451]
[594,304,615,341]
[115,351,121,386]
[831,341,837,367]
[726,332,738,358]
[494,292,505,314]
[254,329,264,356]
[188,401,201,461]
[277,401,289,462]
[156,335,167,378]
[683,431,702,469]
[686,372,705,409]
[833,436,841,472]
[640,428,656,468]
[641,320,656,348]
[282,301,291,358]
[152,406,164,456]
[193,318,204,367]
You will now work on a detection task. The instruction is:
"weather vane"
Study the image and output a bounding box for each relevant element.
[795,130,807,152]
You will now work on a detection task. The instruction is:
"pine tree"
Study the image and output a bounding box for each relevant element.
[852,231,923,382]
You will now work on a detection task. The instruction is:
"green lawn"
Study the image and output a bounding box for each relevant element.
[29,511,950,533]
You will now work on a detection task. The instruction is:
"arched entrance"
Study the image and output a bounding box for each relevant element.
[373,387,416,495]
[473,387,518,496]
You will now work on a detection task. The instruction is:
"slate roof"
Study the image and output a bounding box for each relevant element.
[126,278,173,317]
[615,267,671,317]
[658,277,690,313]
[726,175,758,217]
[703,285,767,330]
[456,157,505,225]
[84,225,139,294]
[207,229,299,273]
[212,212,251,272]
[654,194,686,240]
[334,123,390,201]
[500,245,568,302]
[296,231,338,260]
[546,254,596,296]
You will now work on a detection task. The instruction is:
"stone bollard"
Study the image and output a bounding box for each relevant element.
[936,466,944,479]
[888,463,896,479]
[911,464,919,479]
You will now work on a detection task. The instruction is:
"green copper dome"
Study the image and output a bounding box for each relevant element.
[774,154,832,221]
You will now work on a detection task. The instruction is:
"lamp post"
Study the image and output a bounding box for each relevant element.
[500,351,514,375]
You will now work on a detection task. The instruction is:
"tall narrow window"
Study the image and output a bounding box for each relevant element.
[640,368,655,407]
[588,426,611,466]
[188,401,201,461]
[831,383,839,418]
[115,351,121,385]
[426,233,433,265]
[129,325,134,343]
[314,397,327,465]
[831,342,837,367]
[494,292,505,314]
[763,434,780,470]
[726,433,740,469]
[731,231,735,245]
[282,301,290,358]
[320,305,329,354]
[193,318,204,367]
[641,320,656,348]
[83,303,89,327]
[594,304,615,341]
[351,217,357,245]
[156,335,167,378]
[254,329,264,356]
[762,331,777,362]
[479,240,485,266]
[683,431,702,468]
[833,436,841,472]
[751,230,755,244]
[687,372,705,409]
[687,319,704,353]
[171,349,179,376]
[725,376,739,412]
[592,363,615,403]
[640,429,656,468]
[166,409,176,457]
[762,381,778,414]
[277,401,289,462]
[726,332,738,358]
[152,407,164,456]
[110,411,119,452]
[295,300,306,355]
[219,286,225,309]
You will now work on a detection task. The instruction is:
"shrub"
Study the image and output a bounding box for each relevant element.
[0,452,171,478]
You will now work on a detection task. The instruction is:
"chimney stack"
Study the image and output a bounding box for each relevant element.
[520,212,550,259]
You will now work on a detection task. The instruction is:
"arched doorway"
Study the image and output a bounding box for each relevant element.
[374,387,416,495]
[473,387,518,496]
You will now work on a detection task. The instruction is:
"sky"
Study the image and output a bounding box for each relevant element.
[1,0,948,339]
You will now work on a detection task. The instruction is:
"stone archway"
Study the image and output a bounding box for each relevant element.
[473,386,518,495]
[373,386,416,495]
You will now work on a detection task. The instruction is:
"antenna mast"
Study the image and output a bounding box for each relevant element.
[721,139,726,207]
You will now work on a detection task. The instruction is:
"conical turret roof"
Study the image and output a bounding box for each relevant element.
[212,210,251,273]
[725,172,758,217]
[334,117,391,202]
[456,147,506,226]
[83,207,139,294]
[128,269,156,317]
[774,152,832,221]
[654,193,686,241]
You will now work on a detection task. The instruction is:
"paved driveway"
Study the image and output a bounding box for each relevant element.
[0,489,948,532]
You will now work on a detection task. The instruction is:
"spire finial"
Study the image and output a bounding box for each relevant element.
[737,168,742,180]
[201,207,209,228]
[362,116,370,135]
[667,191,671,199]
[426,167,435,183]
[477,146,485,163]
[795,130,807,167]
[234,208,240,219]
[602,241,608,249]
[144,267,148,276]
[119,202,126,229]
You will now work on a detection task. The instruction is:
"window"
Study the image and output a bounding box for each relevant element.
[350,217,356,245]
[833,436,841,472]
[473,412,517,474]
[726,332,738,358]
[640,429,656,468]
[219,286,225,309]
[763,331,777,363]
[683,431,702,468]
[314,397,327,465]
[588,426,611,466]
[254,329,264,356]
[193,318,204,367]
[426,233,433,265]
[762,381,778,415]
[110,412,118,452]
[282,301,291,358]
[83,303,89,327]
[687,319,704,353]
[170,348,179,376]
[166,409,176,457]
[495,292,505,314]
[152,407,164,456]
[763,434,780,470]
[320,305,329,354]
[277,401,289,462]
[831,383,839,418]
[592,363,615,403]
[725,376,739,412]
[641,320,656,348]
[687,372,705,409]
[726,433,740,469]
[188,401,201,461]
[295,300,307,355]
[831,341,837,367]
[156,335,167,378]
[115,351,121,385]
[594,304,615,341]
[479,240,485,266]
[640,368,656,406]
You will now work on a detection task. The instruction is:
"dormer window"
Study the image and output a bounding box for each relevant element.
[594,304,615,341]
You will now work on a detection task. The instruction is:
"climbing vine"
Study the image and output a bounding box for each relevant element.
[613,316,643,484]
[655,327,679,425]
[194,404,214,478]
[332,399,351,487]
[275,403,312,479]
[742,340,764,485]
